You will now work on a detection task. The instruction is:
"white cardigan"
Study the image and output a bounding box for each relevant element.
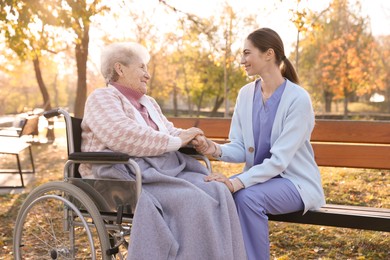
[221,79,325,213]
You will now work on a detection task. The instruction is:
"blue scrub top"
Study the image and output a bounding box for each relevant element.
[252,79,286,165]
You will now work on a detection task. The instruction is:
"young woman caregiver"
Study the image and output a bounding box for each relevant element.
[193,27,325,260]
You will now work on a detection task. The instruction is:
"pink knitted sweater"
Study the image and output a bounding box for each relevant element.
[80,85,183,177]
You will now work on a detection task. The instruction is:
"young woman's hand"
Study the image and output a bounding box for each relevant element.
[192,135,214,155]
[204,173,233,192]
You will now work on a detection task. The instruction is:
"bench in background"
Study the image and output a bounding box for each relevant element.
[168,117,390,232]
[0,115,38,188]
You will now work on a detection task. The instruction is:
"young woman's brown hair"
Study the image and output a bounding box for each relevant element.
[247,27,299,84]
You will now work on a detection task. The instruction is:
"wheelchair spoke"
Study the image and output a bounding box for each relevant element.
[13,182,111,259]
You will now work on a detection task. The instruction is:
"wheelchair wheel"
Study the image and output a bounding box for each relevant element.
[13,181,112,260]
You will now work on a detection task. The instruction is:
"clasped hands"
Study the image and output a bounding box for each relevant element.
[178,127,216,155]
[178,128,233,192]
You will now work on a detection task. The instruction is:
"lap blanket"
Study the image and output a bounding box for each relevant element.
[92,151,246,260]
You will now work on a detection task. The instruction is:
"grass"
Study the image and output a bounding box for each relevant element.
[1,130,389,259]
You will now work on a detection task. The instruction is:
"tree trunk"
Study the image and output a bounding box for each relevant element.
[380,56,390,113]
[32,57,55,142]
[387,85,390,113]
[210,96,224,117]
[323,90,333,113]
[173,83,178,117]
[33,57,51,111]
[195,91,204,117]
[73,25,90,118]
[343,87,349,119]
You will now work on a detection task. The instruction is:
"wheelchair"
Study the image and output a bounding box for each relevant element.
[13,108,211,259]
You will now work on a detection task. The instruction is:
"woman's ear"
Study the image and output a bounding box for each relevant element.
[114,62,123,75]
[266,48,274,60]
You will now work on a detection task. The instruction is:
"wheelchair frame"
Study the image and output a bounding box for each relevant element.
[13,108,211,259]
[13,108,143,259]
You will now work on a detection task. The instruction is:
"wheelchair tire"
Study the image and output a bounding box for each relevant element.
[13,181,112,260]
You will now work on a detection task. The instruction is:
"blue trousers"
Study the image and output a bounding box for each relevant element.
[233,177,304,260]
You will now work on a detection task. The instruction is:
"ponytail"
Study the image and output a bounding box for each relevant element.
[281,57,299,84]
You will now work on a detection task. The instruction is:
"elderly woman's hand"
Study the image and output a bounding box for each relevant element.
[179,127,204,147]
[192,135,219,156]
[204,173,233,192]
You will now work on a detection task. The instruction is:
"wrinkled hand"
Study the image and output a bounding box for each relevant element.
[204,173,233,192]
[191,135,215,155]
[179,127,204,147]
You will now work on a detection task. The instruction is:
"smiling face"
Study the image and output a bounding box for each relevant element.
[115,56,150,95]
[240,39,268,77]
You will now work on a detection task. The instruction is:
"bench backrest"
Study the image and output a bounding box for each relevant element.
[0,115,39,138]
[168,117,390,170]
[20,115,39,136]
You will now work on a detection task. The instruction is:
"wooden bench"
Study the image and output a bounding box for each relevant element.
[0,115,38,188]
[168,117,390,232]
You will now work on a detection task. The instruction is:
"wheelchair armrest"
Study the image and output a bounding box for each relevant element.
[66,152,143,201]
[68,152,131,162]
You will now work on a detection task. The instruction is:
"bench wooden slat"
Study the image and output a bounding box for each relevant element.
[0,138,30,154]
[312,143,390,169]
[312,120,390,144]
[168,117,230,139]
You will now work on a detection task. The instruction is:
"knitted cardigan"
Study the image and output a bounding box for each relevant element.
[80,85,183,177]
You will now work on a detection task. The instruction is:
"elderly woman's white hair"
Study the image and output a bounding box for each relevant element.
[100,42,150,85]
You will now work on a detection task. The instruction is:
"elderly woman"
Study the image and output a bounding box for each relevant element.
[80,42,246,260]
[80,42,202,173]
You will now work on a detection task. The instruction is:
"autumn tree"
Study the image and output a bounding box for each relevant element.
[289,0,330,72]
[54,0,109,118]
[0,1,65,140]
[374,36,390,112]
[159,1,250,117]
[299,0,377,116]
[0,0,60,113]
[1,0,109,118]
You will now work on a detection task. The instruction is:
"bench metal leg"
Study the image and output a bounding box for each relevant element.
[28,145,35,173]
[0,146,35,189]
[16,154,25,188]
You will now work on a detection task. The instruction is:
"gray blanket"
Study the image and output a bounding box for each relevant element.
[92,151,246,260]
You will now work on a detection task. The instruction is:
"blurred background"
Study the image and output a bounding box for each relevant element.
[0,0,389,122]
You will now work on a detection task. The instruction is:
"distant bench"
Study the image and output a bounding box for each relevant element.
[0,115,38,188]
[168,117,390,232]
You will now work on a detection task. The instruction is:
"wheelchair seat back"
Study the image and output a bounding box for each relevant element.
[68,117,83,178]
